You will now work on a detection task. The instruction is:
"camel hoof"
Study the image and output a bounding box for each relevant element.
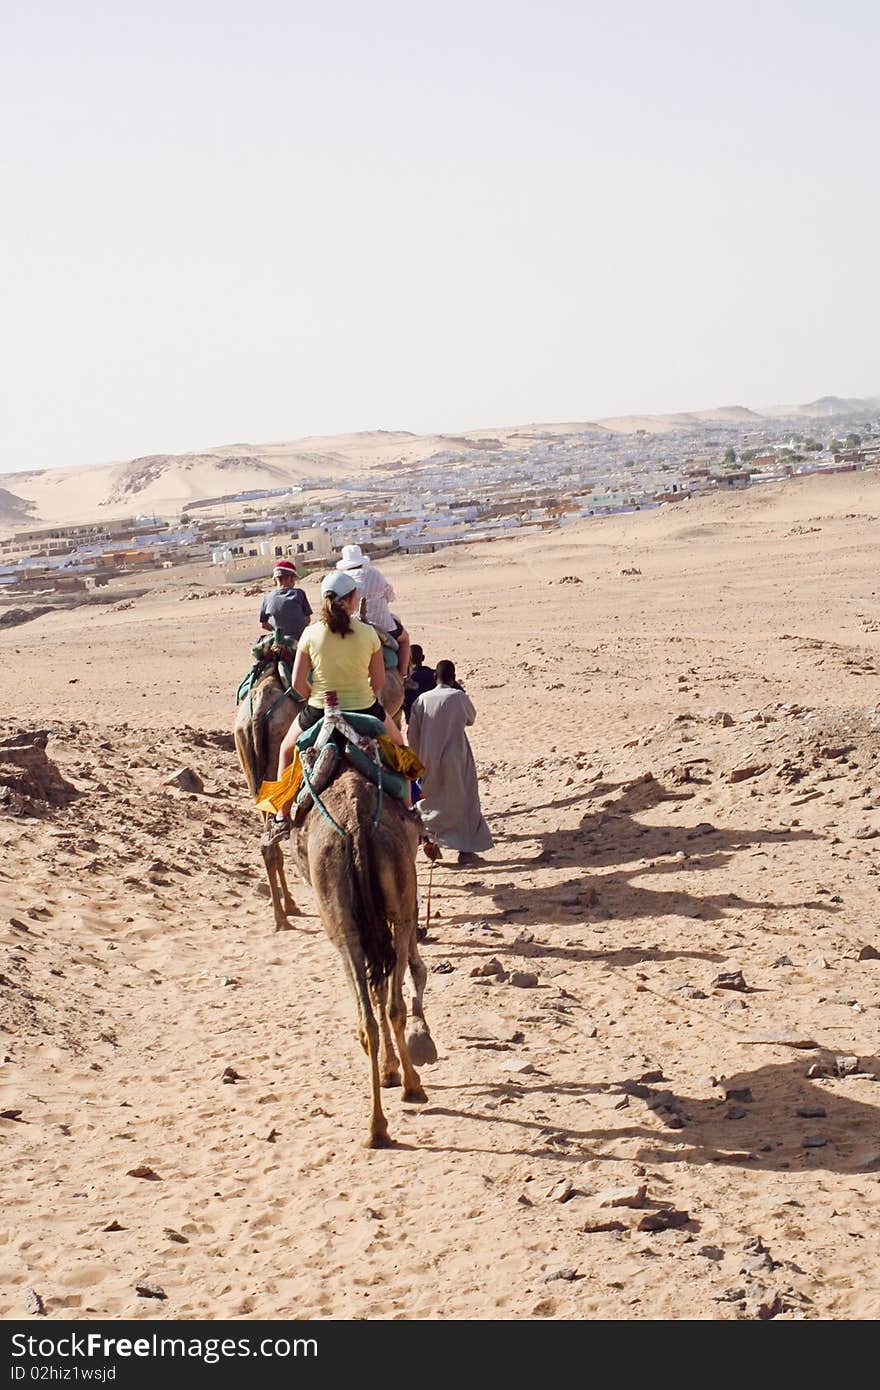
[406,1027,438,1066]
[364,1129,394,1149]
[381,1071,402,1089]
[403,1086,428,1105]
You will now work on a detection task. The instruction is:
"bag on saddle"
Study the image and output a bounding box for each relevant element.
[237,631,299,705]
[376,629,399,671]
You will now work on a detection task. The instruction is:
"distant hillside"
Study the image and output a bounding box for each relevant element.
[798,395,880,417]
[3,395,877,532]
[0,487,37,527]
[763,395,880,419]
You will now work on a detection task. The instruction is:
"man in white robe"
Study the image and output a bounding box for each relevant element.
[408,660,493,865]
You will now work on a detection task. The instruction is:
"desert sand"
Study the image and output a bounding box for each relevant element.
[2,470,880,1321]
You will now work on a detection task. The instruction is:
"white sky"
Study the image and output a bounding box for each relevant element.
[1,0,878,474]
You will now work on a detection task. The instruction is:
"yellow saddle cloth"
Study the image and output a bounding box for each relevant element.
[255,737,423,815]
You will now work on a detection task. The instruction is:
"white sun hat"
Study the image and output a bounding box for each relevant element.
[336,543,370,571]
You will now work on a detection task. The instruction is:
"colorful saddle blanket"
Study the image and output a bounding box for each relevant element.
[254,711,424,814]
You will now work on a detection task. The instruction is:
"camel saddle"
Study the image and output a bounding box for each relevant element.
[236,632,299,706]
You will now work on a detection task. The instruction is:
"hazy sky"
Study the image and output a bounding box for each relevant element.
[2,1,878,474]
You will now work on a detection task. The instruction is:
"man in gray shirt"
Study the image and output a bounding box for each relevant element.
[259,559,312,642]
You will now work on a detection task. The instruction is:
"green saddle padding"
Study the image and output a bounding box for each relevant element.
[295,713,409,802]
[344,741,409,802]
[295,711,387,750]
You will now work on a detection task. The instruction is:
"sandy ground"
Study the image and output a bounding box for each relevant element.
[1,470,880,1321]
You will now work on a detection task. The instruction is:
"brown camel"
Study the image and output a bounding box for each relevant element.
[233,662,404,931]
[234,663,436,1142]
[289,764,431,1146]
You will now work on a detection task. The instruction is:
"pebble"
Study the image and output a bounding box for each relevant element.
[637,1208,690,1233]
[542,1266,579,1283]
[796,1105,826,1119]
[597,1182,648,1209]
[725,1087,754,1103]
[508,970,539,989]
[135,1279,167,1300]
[802,1135,828,1148]
[713,969,747,992]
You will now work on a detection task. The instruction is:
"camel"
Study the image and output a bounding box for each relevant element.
[234,663,405,931]
[289,764,430,1146]
[234,663,436,1144]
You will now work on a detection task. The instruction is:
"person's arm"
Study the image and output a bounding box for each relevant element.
[462,693,476,726]
[259,600,272,632]
[300,591,312,618]
[369,646,386,696]
[290,642,311,700]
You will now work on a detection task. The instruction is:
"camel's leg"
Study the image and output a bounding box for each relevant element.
[406,930,438,1065]
[276,849,300,918]
[260,839,293,932]
[372,978,402,1088]
[352,962,392,1148]
[389,930,427,1104]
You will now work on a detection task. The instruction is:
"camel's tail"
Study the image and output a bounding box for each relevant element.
[346,819,395,989]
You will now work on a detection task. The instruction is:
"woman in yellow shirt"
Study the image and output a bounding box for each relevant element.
[268,569,404,840]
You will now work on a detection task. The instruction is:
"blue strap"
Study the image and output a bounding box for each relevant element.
[299,751,346,840]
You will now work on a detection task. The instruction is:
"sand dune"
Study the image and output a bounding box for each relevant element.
[2,470,880,1320]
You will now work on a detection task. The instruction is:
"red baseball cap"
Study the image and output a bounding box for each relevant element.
[272,559,298,577]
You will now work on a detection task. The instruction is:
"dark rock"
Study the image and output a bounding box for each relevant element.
[857,944,880,961]
[583,1217,627,1233]
[637,1208,690,1233]
[135,1280,167,1300]
[24,1289,45,1316]
[221,1066,243,1084]
[164,1229,188,1244]
[802,1135,827,1148]
[103,1219,125,1232]
[796,1105,826,1119]
[726,1106,748,1120]
[542,1265,579,1282]
[698,1245,724,1261]
[126,1166,161,1180]
[725,1087,754,1104]
[714,969,747,992]
[164,768,204,794]
[432,960,454,973]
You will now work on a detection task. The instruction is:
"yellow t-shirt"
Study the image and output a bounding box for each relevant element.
[298,616,381,710]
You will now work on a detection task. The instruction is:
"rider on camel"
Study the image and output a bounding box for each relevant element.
[335,544,411,679]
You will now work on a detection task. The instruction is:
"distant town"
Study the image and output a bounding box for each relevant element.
[1,402,878,615]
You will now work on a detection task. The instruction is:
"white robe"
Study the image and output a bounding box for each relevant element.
[407,686,493,853]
